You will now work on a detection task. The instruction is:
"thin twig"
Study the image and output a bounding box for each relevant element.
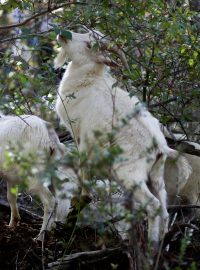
[18,89,33,114]
[154,237,165,270]
[149,96,178,108]
[0,30,52,44]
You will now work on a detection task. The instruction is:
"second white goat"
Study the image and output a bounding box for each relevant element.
[0,113,64,240]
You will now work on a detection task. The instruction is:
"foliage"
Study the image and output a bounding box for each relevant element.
[1,1,200,268]
[0,1,200,136]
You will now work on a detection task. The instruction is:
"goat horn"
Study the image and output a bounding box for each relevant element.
[87,29,130,72]
[112,47,130,73]
[98,43,130,72]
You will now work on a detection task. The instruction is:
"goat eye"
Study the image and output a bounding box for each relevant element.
[86,42,92,49]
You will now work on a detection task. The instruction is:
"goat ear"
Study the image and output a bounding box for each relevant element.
[54,48,67,69]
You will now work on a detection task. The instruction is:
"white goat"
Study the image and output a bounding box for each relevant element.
[54,30,190,245]
[162,127,199,210]
[0,113,64,240]
[165,153,199,208]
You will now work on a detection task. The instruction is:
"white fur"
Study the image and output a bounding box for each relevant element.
[165,151,200,216]
[162,127,200,211]
[54,30,186,244]
[0,114,64,240]
[165,153,199,208]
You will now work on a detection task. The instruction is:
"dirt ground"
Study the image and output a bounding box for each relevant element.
[1,182,200,270]
[0,204,128,270]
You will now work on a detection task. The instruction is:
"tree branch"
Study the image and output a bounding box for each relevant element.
[143,43,155,103]
[0,2,85,31]
[168,204,200,209]
[149,96,178,108]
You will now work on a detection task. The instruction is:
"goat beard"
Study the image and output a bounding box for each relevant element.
[54,47,68,69]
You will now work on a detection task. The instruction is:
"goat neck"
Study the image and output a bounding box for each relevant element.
[60,61,105,91]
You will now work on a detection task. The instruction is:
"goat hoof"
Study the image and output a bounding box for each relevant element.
[8,219,21,227]
[33,236,42,242]
[34,230,51,242]
[34,232,45,242]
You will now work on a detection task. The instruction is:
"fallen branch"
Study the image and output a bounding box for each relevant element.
[47,247,129,270]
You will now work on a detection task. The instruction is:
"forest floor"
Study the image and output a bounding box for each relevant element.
[1,182,200,270]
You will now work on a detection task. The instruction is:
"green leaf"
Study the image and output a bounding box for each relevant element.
[188,59,194,67]
[180,46,186,54]
[60,30,72,40]
[21,27,31,35]
[11,187,18,195]
[193,51,198,59]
